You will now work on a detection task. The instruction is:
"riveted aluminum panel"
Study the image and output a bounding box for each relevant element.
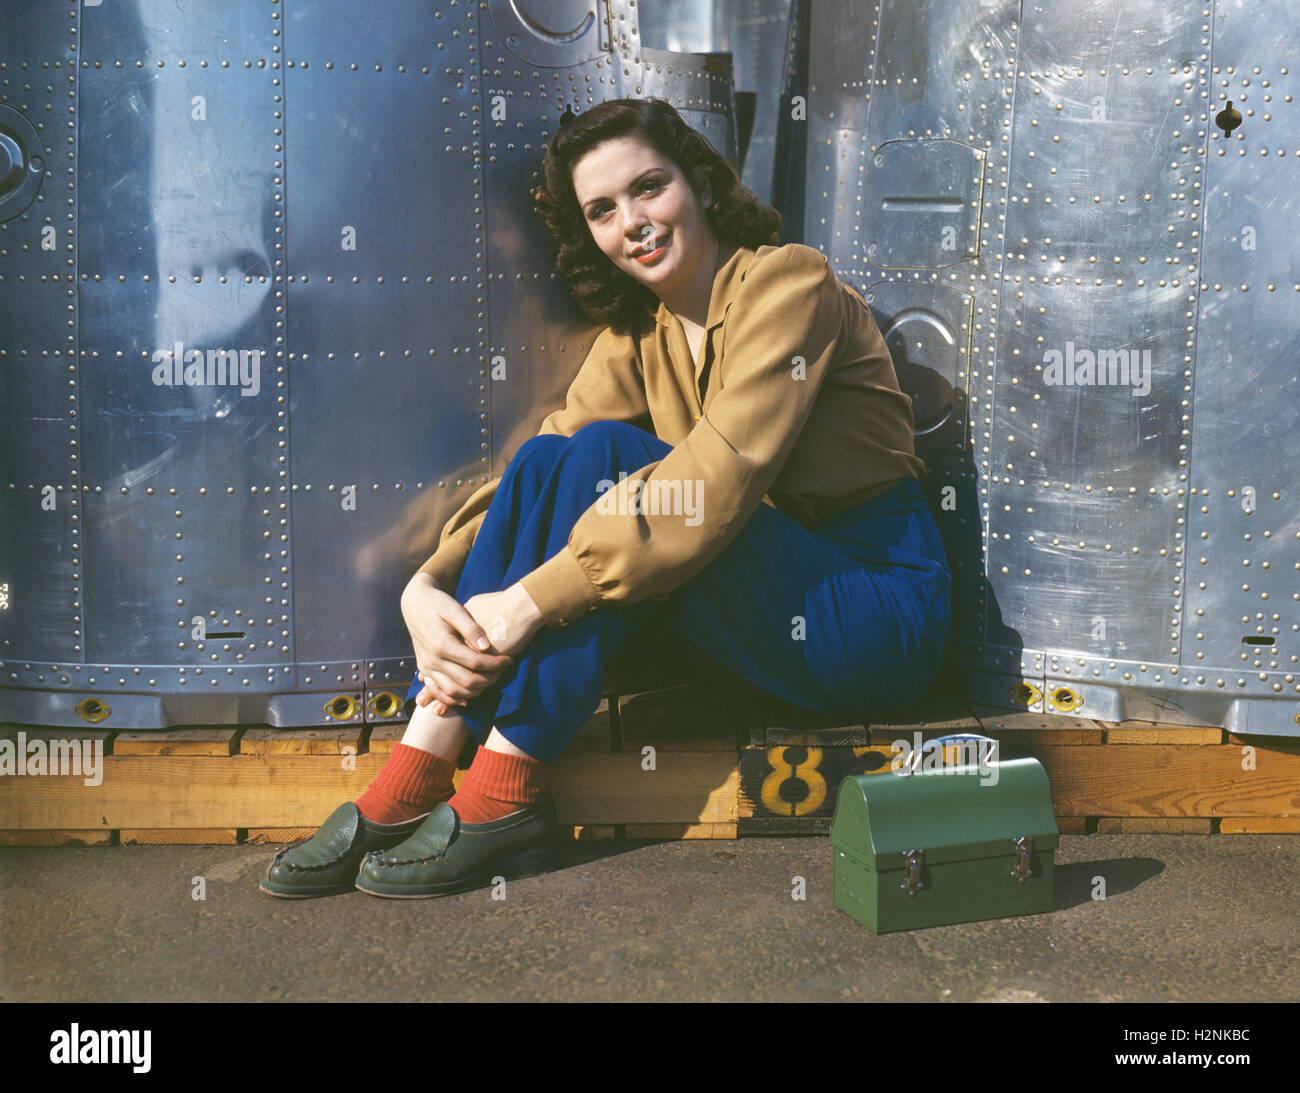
[0,7,78,677]
[1182,0,1299,719]
[282,1,485,681]
[710,0,792,202]
[798,0,1019,720]
[865,139,984,269]
[795,0,1300,733]
[0,418,77,663]
[641,49,738,166]
[478,1,635,475]
[0,0,750,729]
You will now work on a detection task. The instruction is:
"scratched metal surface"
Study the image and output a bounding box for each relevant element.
[2,0,1296,737]
[0,0,742,729]
[794,0,1299,734]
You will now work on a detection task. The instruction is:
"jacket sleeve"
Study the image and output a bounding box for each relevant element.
[519,245,845,627]
[415,325,650,589]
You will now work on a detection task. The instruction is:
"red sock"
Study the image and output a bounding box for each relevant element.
[355,743,457,825]
[446,746,549,824]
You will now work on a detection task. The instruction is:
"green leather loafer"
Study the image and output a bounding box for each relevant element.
[259,801,431,898]
[354,793,562,899]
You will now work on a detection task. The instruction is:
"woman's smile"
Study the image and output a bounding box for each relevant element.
[634,231,670,263]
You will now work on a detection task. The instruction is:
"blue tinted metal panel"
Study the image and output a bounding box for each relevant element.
[78,3,282,280]
[282,76,478,278]
[80,487,184,667]
[289,485,416,667]
[0,418,78,665]
[77,278,282,485]
[0,3,76,69]
[0,279,74,352]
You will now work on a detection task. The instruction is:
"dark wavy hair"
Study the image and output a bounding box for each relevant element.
[532,98,782,336]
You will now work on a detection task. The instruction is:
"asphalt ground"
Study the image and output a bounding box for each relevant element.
[1,832,1295,1004]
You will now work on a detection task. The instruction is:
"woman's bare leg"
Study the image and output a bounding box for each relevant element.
[401,699,471,761]
[404,702,534,761]
[483,726,533,758]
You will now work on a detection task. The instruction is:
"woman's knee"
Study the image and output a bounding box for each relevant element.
[566,420,665,460]
[514,433,568,461]
[503,433,569,479]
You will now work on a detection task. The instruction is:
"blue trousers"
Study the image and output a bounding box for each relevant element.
[404,420,951,762]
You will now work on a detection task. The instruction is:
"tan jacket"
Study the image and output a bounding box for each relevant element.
[417,240,926,627]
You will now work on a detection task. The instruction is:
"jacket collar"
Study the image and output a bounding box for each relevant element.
[651,238,749,333]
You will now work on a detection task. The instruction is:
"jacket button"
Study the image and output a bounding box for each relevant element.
[693,413,701,421]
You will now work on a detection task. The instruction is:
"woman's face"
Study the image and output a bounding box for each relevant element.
[570,135,715,300]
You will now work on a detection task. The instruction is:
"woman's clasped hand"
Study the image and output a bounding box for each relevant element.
[400,576,546,713]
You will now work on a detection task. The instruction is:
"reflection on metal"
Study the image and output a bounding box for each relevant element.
[4,0,1296,739]
[784,0,1300,736]
[485,0,610,64]
[0,0,740,729]
[0,104,44,221]
[865,283,969,446]
[639,0,792,202]
[640,48,739,167]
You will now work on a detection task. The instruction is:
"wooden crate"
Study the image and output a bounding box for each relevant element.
[3,682,1298,843]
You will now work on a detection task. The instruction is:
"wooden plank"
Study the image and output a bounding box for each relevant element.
[748,707,867,747]
[618,684,736,752]
[966,704,1105,746]
[0,829,113,846]
[0,727,115,746]
[1033,744,1300,817]
[367,723,405,755]
[550,754,737,825]
[1101,722,1223,745]
[119,829,240,845]
[240,726,364,756]
[0,752,736,828]
[246,828,318,844]
[1054,817,1090,834]
[1226,732,1300,748]
[113,728,239,756]
[1219,818,1300,834]
[741,742,1300,819]
[761,726,869,747]
[738,816,832,836]
[0,729,114,789]
[566,698,615,753]
[566,824,618,840]
[867,691,983,745]
[622,823,738,840]
[1096,818,1216,834]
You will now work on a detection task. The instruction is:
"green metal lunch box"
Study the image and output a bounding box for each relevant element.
[830,735,1059,933]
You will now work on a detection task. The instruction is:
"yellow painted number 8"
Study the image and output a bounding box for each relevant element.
[760,746,827,816]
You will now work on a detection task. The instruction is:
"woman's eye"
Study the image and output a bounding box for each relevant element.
[589,181,659,219]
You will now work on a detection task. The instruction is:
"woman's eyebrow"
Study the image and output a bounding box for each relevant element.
[581,169,663,212]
